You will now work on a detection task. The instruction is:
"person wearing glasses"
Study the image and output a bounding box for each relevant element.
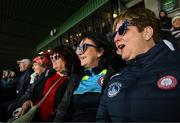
[54,33,123,122]
[13,45,82,122]
[96,8,180,122]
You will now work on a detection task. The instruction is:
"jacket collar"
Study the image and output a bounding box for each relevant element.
[126,41,173,67]
[84,65,106,76]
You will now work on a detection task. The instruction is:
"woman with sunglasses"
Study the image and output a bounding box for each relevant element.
[97,8,180,122]
[53,33,124,122]
[14,45,82,122]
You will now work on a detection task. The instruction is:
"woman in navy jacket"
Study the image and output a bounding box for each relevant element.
[96,8,180,122]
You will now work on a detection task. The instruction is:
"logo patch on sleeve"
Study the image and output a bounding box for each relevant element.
[108,82,121,98]
[157,75,178,90]
[98,75,105,86]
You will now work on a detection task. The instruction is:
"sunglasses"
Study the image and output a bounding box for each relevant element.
[50,53,60,61]
[76,43,97,54]
[113,20,134,40]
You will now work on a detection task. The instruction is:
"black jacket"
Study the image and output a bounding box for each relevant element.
[15,68,33,98]
[97,41,180,122]
[17,68,55,106]
[54,66,115,122]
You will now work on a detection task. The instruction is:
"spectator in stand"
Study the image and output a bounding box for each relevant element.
[1,70,10,90]
[97,8,180,122]
[1,69,19,102]
[15,59,34,97]
[159,9,172,32]
[5,59,33,120]
[170,13,180,41]
[54,33,124,122]
[159,10,179,50]
[0,69,18,122]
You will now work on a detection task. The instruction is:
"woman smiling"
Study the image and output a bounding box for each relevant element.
[54,33,122,122]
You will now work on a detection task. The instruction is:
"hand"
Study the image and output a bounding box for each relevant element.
[16,100,33,117]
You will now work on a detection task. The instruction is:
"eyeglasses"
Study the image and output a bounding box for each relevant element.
[50,53,60,61]
[76,43,97,54]
[113,20,134,40]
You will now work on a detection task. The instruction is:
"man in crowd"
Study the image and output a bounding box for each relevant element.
[5,59,33,121]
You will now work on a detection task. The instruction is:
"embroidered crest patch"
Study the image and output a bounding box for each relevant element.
[108,82,121,98]
[157,75,178,90]
[98,75,105,86]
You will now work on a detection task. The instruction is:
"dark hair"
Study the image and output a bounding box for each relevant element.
[159,9,168,18]
[51,45,83,75]
[80,33,118,68]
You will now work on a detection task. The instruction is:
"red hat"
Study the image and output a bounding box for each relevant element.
[33,56,49,67]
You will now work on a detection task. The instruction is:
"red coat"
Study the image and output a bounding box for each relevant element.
[39,73,68,121]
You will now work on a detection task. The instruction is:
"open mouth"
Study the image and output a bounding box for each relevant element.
[117,44,125,50]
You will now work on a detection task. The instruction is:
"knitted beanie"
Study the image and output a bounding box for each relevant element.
[172,13,180,24]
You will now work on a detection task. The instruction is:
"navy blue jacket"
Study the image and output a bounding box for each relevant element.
[97,41,180,122]
[15,68,33,98]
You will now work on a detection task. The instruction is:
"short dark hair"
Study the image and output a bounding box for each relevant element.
[80,32,117,67]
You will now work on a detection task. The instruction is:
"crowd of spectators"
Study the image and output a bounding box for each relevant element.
[0,7,180,122]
